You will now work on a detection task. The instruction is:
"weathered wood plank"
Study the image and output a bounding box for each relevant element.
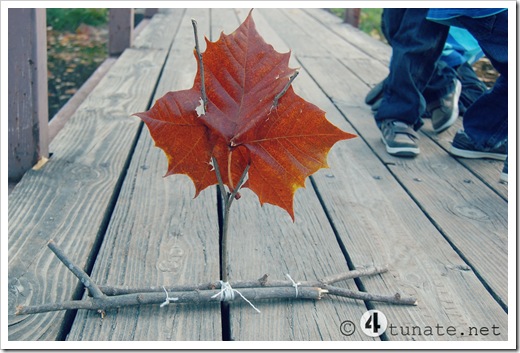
[302,8,391,66]
[133,9,181,50]
[259,8,508,341]
[265,8,508,306]
[8,8,49,181]
[67,8,223,341]
[296,52,508,307]
[223,8,374,341]
[421,118,508,200]
[8,12,180,341]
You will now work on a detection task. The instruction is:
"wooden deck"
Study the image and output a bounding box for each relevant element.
[8,8,509,343]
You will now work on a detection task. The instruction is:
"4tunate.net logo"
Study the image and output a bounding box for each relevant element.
[340,310,502,338]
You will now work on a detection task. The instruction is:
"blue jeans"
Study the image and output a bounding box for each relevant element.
[376,9,452,130]
[442,11,508,149]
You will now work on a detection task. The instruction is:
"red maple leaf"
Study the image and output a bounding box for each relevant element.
[135,11,356,220]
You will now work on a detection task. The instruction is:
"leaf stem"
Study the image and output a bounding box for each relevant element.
[272,70,299,109]
[191,19,207,112]
[227,150,234,191]
[212,156,227,199]
[212,156,249,282]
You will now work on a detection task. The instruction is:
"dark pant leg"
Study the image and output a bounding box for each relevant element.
[450,11,508,148]
[376,9,449,129]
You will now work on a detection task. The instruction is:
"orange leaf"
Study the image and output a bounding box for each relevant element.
[135,11,356,219]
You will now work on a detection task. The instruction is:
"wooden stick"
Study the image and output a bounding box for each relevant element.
[326,286,417,306]
[191,19,207,112]
[272,71,299,108]
[319,265,389,285]
[47,240,105,299]
[97,266,389,295]
[16,286,326,315]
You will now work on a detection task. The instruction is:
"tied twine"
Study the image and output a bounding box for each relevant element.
[160,286,179,308]
[211,281,261,314]
[285,274,301,298]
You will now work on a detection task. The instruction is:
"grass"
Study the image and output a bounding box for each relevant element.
[46,9,109,119]
[47,8,108,31]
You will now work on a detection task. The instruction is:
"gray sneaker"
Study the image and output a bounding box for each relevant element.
[450,130,507,160]
[380,119,420,157]
[428,79,462,134]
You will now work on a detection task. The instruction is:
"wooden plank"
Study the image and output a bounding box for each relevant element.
[258,8,508,341]
[303,55,508,306]
[221,8,374,341]
[261,8,389,91]
[109,8,135,56]
[302,8,391,67]
[284,14,508,306]
[8,8,49,181]
[133,9,181,50]
[421,118,508,200]
[8,11,179,339]
[67,8,223,341]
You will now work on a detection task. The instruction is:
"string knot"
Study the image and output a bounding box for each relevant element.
[211,281,261,313]
[160,286,179,308]
[285,274,301,298]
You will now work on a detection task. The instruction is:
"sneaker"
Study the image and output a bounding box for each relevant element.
[380,119,420,157]
[428,79,462,133]
[450,130,507,160]
[500,157,508,183]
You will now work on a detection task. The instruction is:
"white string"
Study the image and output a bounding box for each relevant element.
[211,281,235,301]
[285,274,301,298]
[211,281,261,314]
[160,286,179,308]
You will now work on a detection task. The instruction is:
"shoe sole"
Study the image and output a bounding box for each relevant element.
[381,137,420,157]
[500,172,508,183]
[433,80,462,134]
[449,145,507,160]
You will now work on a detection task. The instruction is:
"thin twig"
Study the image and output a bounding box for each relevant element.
[319,265,389,285]
[212,156,227,199]
[98,267,389,295]
[191,19,207,112]
[47,240,105,299]
[219,161,250,282]
[326,286,417,306]
[95,269,416,306]
[272,71,299,108]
